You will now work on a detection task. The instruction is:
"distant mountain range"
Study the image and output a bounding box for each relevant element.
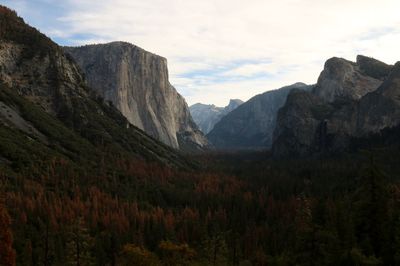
[189,99,243,134]
[207,83,312,149]
[207,55,400,156]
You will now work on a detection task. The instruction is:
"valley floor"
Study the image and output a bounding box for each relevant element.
[2,143,400,265]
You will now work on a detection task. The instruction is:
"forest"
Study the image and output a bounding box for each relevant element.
[1,139,400,265]
[1,4,400,266]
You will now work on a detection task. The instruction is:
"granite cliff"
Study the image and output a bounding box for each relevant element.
[189,99,243,134]
[64,43,209,151]
[273,55,398,157]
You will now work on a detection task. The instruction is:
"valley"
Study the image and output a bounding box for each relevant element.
[0,4,400,266]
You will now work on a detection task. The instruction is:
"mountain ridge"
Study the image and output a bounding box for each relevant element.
[207,82,312,149]
[189,98,243,134]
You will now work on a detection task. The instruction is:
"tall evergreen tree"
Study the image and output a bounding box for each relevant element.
[66,217,94,266]
[0,199,15,266]
[200,233,228,266]
[353,160,389,263]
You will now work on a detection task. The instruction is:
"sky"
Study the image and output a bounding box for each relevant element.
[2,0,400,106]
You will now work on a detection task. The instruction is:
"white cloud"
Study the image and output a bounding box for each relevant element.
[4,0,400,106]
[222,63,274,78]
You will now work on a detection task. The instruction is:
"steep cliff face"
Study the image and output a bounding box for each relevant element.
[313,56,383,102]
[272,89,330,157]
[273,56,397,157]
[357,62,400,134]
[207,83,312,149]
[64,43,209,151]
[190,103,223,134]
[0,6,192,168]
[224,99,244,113]
[0,25,84,116]
[189,99,243,134]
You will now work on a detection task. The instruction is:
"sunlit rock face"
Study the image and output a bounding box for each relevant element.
[313,56,384,102]
[190,99,243,134]
[65,42,209,151]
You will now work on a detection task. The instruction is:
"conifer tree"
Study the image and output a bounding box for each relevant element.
[353,159,389,262]
[0,199,15,266]
[200,233,228,266]
[66,217,94,266]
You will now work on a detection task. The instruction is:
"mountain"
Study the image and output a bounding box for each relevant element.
[273,55,397,157]
[224,99,244,113]
[207,83,312,149]
[313,56,387,102]
[189,99,243,134]
[64,42,209,152]
[0,6,193,170]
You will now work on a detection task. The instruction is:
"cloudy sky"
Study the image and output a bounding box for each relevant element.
[2,0,400,106]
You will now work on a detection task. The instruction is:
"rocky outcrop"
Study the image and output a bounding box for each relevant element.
[313,56,383,102]
[64,42,209,151]
[189,99,243,134]
[207,83,312,149]
[357,62,400,134]
[224,99,244,113]
[190,104,224,134]
[273,56,397,157]
[356,55,393,80]
[0,24,87,116]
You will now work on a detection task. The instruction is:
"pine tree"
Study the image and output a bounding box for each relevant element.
[294,196,314,266]
[200,233,228,266]
[391,214,400,265]
[0,200,16,266]
[353,160,389,262]
[65,217,94,266]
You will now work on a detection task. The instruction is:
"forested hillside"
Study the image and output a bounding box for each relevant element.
[2,138,400,265]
